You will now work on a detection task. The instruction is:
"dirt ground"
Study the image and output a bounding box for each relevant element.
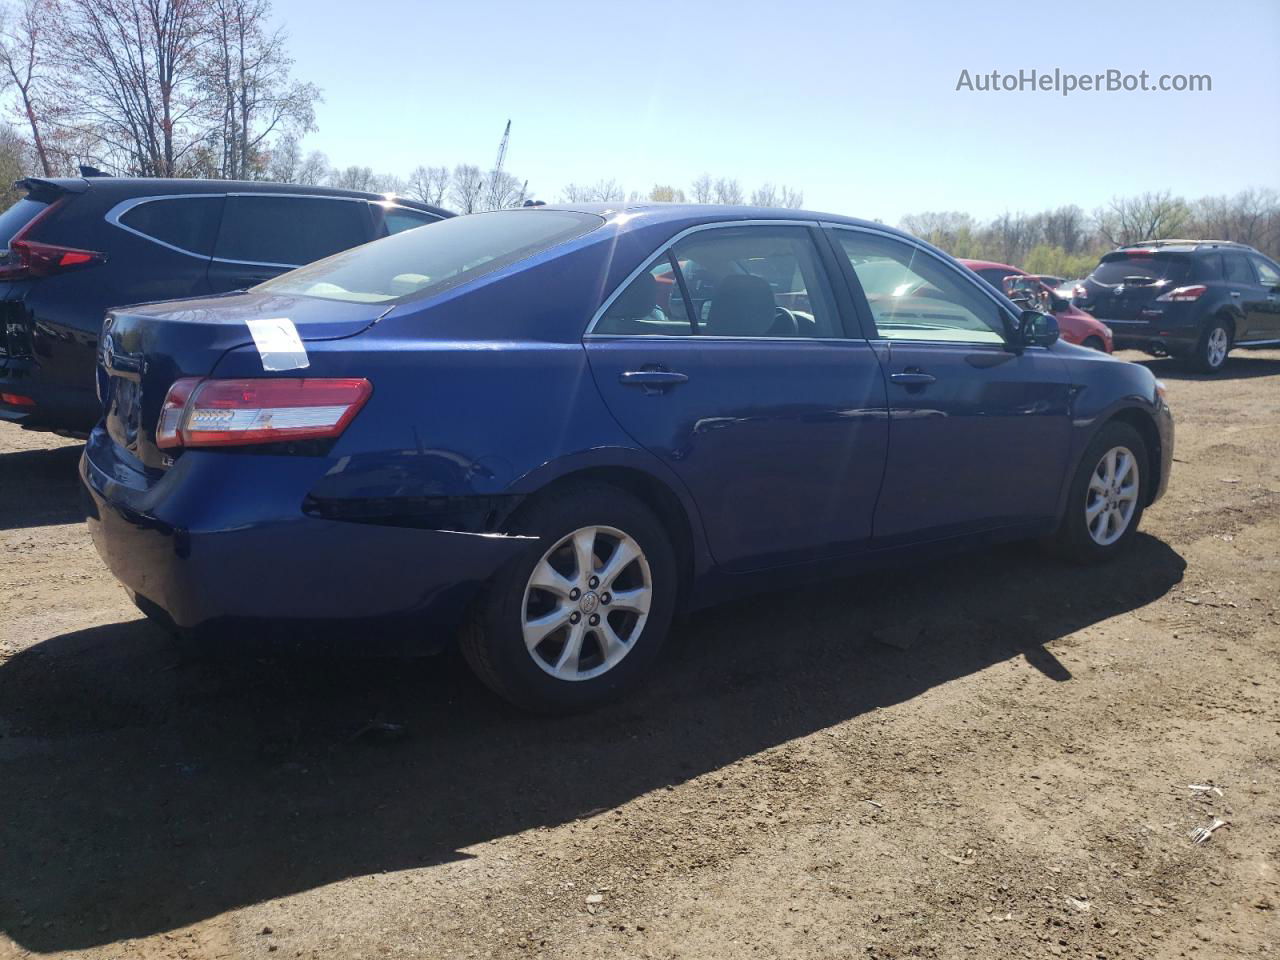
[1,350,1277,960]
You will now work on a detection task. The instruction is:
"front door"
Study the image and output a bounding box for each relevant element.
[826,227,1073,543]
[584,224,889,571]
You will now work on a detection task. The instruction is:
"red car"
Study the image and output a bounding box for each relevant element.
[960,259,1113,352]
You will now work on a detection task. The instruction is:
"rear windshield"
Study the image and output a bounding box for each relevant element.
[0,197,49,249]
[256,209,605,304]
[1091,252,1189,286]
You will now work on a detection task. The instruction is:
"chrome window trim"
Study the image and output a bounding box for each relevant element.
[582,218,823,339]
[105,192,430,271]
[104,193,219,262]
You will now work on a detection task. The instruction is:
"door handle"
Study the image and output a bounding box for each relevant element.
[1230,291,1241,297]
[889,370,936,386]
[619,370,689,388]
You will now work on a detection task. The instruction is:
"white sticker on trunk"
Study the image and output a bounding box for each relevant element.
[246,317,310,372]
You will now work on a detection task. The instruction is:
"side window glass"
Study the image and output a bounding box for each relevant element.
[596,259,693,336]
[214,196,372,266]
[834,232,1006,345]
[1222,252,1256,284]
[118,196,224,256]
[372,204,442,237]
[673,227,839,338]
[1248,255,1280,286]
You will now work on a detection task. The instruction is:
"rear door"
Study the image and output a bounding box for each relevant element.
[1222,250,1267,341]
[207,194,376,291]
[584,222,889,571]
[827,226,1073,543]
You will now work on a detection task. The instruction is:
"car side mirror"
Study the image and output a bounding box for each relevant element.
[1013,309,1059,349]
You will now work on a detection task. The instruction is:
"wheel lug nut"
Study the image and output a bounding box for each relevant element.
[601,592,611,605]
[589,614,600,626]
[569,588,580,600]
[569,612,580,624]
[588,576,599,589]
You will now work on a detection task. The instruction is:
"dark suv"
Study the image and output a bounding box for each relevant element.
[1074,240,1280,373]
[0,176,450,431]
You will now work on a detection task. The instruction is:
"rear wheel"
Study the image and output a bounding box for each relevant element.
[1053,421,1148,563]
[1186,318,1232,373]
[460,483,677,712]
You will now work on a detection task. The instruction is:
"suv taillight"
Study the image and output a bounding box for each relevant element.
[156,377,372,450]
[0,198,105,280]
[1155,284,1206,302]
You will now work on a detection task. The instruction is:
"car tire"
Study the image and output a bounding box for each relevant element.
[460,482,678,713]
[1186,317,1232,373]
[1052,421,1149,564]
[1082,336,1106,352]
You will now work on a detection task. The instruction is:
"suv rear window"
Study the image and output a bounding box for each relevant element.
[119,196,223,256]
[1090,252,1189,286]
[257,209,605,304]
[214,195,372,266]
[0,197,49,248]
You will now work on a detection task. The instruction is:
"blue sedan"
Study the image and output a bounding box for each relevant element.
[82,204,1173,711]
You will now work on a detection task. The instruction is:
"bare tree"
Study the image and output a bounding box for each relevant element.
[1040,205,1087,254]
[0,121,31,204]
[328,164,375,191]
[0,0,54,175]
[295,147,327,184]
[712,177,742,205]
[1094,191,1190,247]
[778,186,804,209]
[690,173,713,204]
[483,169,525,209]
[558,179,622,203]
[52,0,215,176]
[203,0,318,180]
[449,163,485,213]
[750,183,778,207]
[407,164,449,206]
[265,130,299,181]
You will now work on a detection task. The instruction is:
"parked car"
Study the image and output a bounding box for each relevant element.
[0,176,450,432]
[960,259,1113,351]
[1074,240,1280,372]
[82,204,1173,711]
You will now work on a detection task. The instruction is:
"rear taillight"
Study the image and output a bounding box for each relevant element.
[1155,284,1206,302]
[155,377,372,450]
[0,198,105,280]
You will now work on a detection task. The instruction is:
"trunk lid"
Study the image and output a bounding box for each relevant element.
[1077,251,1191,321]
[100,290,383,469]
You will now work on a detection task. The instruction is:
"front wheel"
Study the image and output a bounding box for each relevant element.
[1053,421,1149,563]
[1082,336,1106,352]
[1186,319,1232,373]
[460,483,677,712]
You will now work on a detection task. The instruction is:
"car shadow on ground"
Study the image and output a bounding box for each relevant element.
[1136,354,1280,382]
[0,533,1184,951]
[0,442,85,531]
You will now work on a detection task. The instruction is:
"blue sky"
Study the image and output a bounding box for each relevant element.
[273,0,1280,222]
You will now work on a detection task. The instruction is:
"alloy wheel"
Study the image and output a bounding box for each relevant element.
[1206,326,1229,368]
[1085,446,1140,546]
[521,525,653,681]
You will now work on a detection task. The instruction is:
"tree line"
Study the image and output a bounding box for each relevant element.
[899,189,1280,278]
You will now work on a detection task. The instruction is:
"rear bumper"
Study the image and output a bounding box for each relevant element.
[1094,309,1200,354]
[0,357,99,432]
[80,428,534,632]
[1153,400,1174,505]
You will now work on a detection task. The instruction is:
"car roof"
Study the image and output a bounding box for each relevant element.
[1113,240,1253,255]
[958,258,1022,273]
[17,176,452,218]
[519,201,919,242]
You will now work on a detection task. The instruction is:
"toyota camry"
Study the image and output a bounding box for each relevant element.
[82,204,1173,711]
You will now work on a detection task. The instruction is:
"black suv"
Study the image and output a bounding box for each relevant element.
[0,176,450,431]
[1075,240,1280,373]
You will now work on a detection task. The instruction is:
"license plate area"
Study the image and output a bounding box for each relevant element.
[105,374,141,450]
